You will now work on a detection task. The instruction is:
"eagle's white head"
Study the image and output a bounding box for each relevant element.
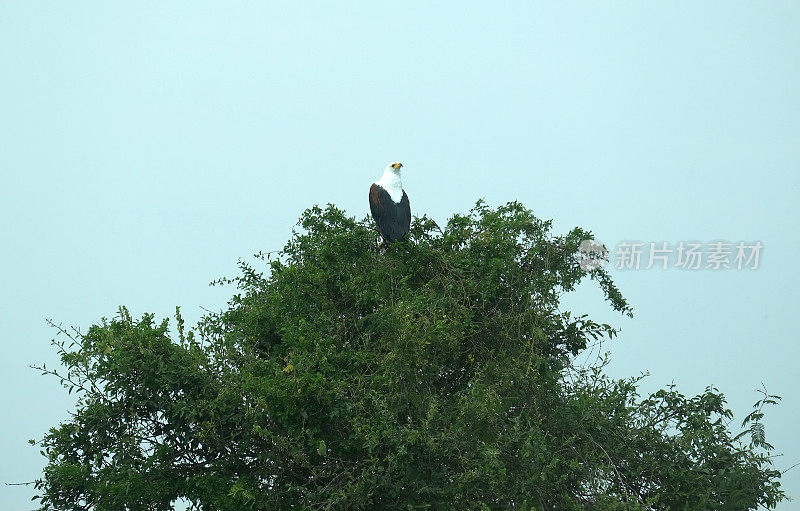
[386,161,403,174]
[376,161,404,203]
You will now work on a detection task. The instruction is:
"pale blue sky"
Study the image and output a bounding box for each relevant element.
[2,2,798,508]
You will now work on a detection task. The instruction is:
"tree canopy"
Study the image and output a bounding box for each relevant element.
[33,201,784,510]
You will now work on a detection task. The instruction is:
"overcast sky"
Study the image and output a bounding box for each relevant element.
[1,2,798,509]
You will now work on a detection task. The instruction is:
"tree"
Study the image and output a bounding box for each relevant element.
[33,201,785,510]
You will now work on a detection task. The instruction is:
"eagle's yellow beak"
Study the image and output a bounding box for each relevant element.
[391,162,403,169]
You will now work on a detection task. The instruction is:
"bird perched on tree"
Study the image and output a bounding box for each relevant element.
[369,161,411,246]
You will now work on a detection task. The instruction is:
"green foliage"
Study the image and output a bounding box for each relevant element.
[33,201,784,510]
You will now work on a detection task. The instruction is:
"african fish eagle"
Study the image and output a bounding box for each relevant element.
[369,162,411,245]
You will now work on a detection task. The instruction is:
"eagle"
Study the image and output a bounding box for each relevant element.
[369,161,411,245]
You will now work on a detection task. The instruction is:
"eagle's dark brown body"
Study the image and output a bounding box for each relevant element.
[369,183,411,244]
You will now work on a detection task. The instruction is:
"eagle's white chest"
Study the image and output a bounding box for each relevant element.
[375,172,404,203]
